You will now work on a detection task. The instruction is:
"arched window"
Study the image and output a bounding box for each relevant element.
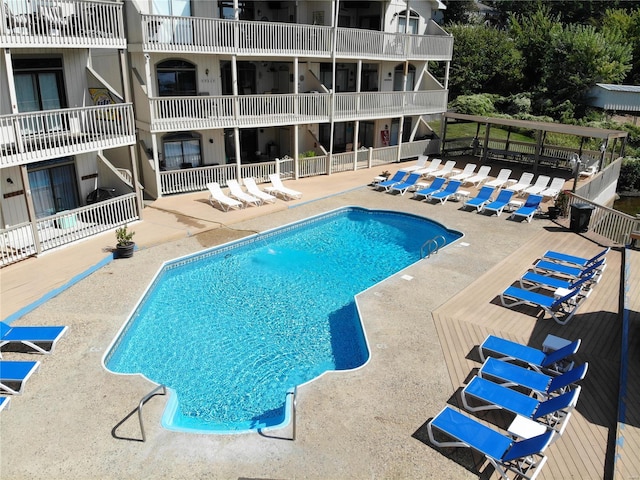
[162,132,202,170]
[157,59,196,96]
[393,64,416,91]
[396,10,420,34]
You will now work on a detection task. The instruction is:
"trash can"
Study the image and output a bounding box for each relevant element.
[569,203,594,233]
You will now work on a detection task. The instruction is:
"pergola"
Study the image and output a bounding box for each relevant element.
[441,112,629,175]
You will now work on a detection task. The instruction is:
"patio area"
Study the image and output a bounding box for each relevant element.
[0,162,637,479]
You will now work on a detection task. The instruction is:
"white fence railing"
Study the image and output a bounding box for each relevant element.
[149,91,447,132]
[1,193,139,266]
[158,142,431,196]
[141,15,453,60]
[1,0,125,48]
[567,193,639,245]
[0,104,136,167]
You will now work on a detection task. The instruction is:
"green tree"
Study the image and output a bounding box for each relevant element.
[509,6,563,94]
[602,8,640,84]
[447,24,524,97]
[544,24,632,117]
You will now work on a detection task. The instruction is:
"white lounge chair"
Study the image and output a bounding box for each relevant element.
[449,163,476,181]
[484,168,512,189]
[206,182,243,211]
[242,177,277,204]
[507,172,534,195]
[415,158,442,176]
[523,175,551,196]
[462,165,491,186]
[540,177,566,199]
[265,174,303,200]
[427,160,457,179]
[399,155,428,172]
[227,179,262,207]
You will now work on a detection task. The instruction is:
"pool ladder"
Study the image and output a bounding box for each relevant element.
[137,384,167,442]
[420,235,446,259]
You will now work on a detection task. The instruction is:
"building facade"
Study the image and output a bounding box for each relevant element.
[0,0,452,265]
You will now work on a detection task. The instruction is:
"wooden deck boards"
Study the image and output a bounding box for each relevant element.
[431,228,639,480]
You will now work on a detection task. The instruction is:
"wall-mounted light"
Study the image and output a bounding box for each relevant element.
[6,178,13,184]
[209,138,213,144]
[205,68,209,76]
[388,72,392,77]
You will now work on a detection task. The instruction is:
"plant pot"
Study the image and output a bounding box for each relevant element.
[547,206,561,220]
[115,242,135,259]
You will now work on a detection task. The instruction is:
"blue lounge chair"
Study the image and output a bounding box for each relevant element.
[0,396,10,412]
[533,257,605,281]
[481,189,514,216]
[542,247,609,268]
[389,172,422,195]
[412,177,446,200]
[426,180,462,204]
[0,360,40,395]
[376,171,406,191]
[0,321,68,356]
[519,270,596,293]
[500,285,584,325]
[463,186,495,212]
[479,357,588,397]
[461,377,580,429]
[511,194,543,223]
[428,406,554,480]
[478,334,581,372]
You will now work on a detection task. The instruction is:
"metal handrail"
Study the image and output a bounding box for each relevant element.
[420,235,446,259]
[137,384,167,442]
[287,387,297,441]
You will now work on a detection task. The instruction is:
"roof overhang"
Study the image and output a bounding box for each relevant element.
[444,112,628,141]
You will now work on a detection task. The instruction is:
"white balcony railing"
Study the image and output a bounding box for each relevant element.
[1,0,125,48]
[0,193,139,266]
[0,104,136,167]
[149,91,447,132]
[141,15,453,60]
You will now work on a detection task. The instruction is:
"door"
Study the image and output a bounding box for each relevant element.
[14,58,66,135]
[152,0,192,44]
[28,159,79,218]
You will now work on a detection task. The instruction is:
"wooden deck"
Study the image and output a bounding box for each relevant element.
[431,227,640,480]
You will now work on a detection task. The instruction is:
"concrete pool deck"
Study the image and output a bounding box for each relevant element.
[0,165,632,479]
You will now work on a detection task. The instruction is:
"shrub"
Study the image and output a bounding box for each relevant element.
[618,157,640,192]
[449,94,496,116]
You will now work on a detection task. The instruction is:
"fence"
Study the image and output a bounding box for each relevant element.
[1,193,139,266]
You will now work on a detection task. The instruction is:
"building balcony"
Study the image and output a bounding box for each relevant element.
[136,15,452,61]
[0,104,136,167]
[1,0,125,49]
[148,90,448,132]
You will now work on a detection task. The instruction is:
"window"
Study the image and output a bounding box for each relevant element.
[162,132,201,170]
[393,64,416,91]
[14,58,66,134]
[396,10,419,34]
[157,59,197,96]
[27,158,79,218]
[219,1,254,20]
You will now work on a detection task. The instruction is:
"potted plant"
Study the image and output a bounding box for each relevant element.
[115,224,135,259]
[380,170,391,179]
[549,190,570,220]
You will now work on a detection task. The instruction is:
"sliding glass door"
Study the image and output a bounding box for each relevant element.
[28,159,80,218]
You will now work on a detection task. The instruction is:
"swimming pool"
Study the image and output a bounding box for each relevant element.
[104,207,463,433]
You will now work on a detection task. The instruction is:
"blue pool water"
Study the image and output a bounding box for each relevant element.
[104,207,462,433]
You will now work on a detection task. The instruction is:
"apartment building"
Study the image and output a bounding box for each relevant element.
[0,0,140,265]
[125,0,452,197]
[0,0,452,265]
